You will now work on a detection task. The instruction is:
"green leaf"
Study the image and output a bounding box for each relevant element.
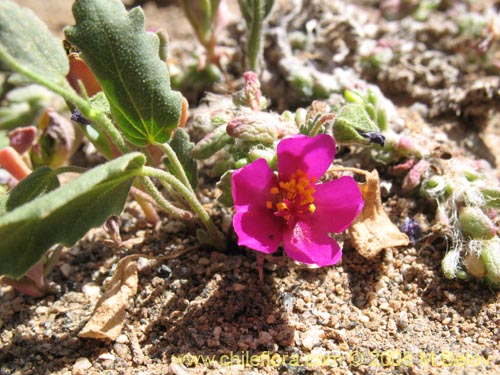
[333,103,384,146]
[0,1,70,89]
[192,124,232,160]
[0,153,145,278]
[64,0,183,146]
[216,170,234,207]
[482,188,500,209]
[0,192,7,216]
[166,129,198,189]
[5,167,60,212]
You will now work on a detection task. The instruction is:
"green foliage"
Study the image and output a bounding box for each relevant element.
[166,129,198,189]
[482,188,500,209]
[192,124,233,160]
[480,238,500,287]
[237,0,275,71]
[64,0,183,146]
[4,167,59,212]
[0,153,145,278]
[0,84,55,131]
[0,1,70,89]
[333,103,384,146]
[344,89,388,132]
[181,0,220,49]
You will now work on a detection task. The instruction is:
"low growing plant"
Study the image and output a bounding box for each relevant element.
[0,0,225,293]
[0,0,387,297]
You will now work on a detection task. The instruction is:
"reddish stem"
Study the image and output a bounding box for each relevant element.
[0,146,32,181]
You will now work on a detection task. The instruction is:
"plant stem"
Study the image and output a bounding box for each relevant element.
[132,189,161,224]
[43,245,64,278]
[155,141,193,191]
[140,167,226,250]
[247,0,263,72]
[310,114,336,137]
[0,51,129,154]
[140,177,193,220]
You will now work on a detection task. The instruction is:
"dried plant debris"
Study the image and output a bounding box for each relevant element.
[79,255,139,340]
[347,169,409,258]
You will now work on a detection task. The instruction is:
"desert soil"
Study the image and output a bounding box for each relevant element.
[1,1,499,375]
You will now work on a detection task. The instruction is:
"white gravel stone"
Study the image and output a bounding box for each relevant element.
[301,327,324,351]
[82,282,100,298]
[72,357,92,375]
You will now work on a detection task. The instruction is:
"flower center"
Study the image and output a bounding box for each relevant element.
[266,169,317,225]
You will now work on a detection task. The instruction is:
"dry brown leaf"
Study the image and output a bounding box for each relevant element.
[348,169,409,258]
[79,255,139,340]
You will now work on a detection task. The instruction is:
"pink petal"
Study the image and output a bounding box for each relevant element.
[277,134,335,181]
[312,176,364,233]
[233,209,282,253]
[283,220,342,266]
[232,158,283,253]
[232,158,276,210]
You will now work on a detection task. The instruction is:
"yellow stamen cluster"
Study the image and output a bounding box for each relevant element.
[266,169,317,222]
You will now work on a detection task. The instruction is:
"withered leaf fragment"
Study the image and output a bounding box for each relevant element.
[79,255,139,340]
[348,169,409,258]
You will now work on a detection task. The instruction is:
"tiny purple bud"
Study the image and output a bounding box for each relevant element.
[400,217,421,243]
[71,109,90,125]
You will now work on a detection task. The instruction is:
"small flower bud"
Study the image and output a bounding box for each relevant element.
[420,175,452,200]
[402,159,429,191]
[464,240,486,279]
[459,206,496,240]
[243,71,262,110]
[8,126,37,154]
[234,158,249,169]
[344,89,365,104]
[442,249,461,279]
[192,124,232,160]
[480,238,500,287]
[227,112,288,144]
[295,108,307,128]
[482,188,500,209]
[180,0,220,48]
[248,147,276,167]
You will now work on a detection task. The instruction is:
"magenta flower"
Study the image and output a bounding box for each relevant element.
[231,134,364,266]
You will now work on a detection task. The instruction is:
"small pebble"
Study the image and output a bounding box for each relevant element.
[198,257,210,266]
[113,343,130,359]
[301,328,323,351]
[60,263,72,278]
[396,311,409,330]
[115,334,129,344]
[258,331,273,345]
[232,283,246,292]
[82,283,101,298]
[98,353,115,361]
[72,357,92,375]
[164,221,185,233]
[266,315,276,324]
[213,326,222,341]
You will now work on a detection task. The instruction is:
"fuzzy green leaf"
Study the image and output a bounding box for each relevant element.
[64,0,183,146]
[333,104,384,146]
[482,188,500,209]
[5,167,60,212]
[0,153,145,278]
[166,129,198,189]
[0,1,70,89]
